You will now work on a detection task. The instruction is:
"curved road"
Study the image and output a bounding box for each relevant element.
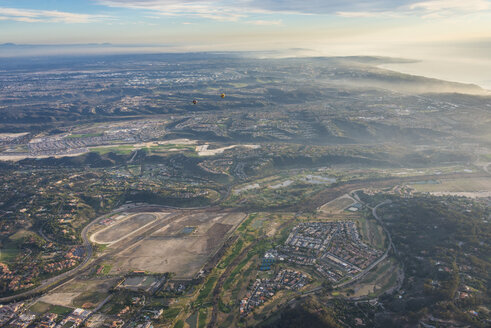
[0,202,219,303]
[0,208,120,303]
[335,199,393,289]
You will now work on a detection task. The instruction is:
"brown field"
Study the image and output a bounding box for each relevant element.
[409,177,491,197]
[319,194,356,214]
[91,213,159,244]
[342,257,401,298]
[39,293,80,307]
[39,277,118,308]
[107,211,245,279]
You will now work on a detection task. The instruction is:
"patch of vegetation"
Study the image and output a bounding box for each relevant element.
[50,305,73,315]
[237,213,257,232]
[196,276,218,304]
[29,302,72,316]
[162,307,182,321]
[0,248,21,262]
[218,239,244,269]
[198,308,208,328]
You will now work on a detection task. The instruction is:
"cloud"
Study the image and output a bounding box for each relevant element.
[99,0,247,21]
[0,7,108,23]
[410,0,491,18]
[336,11,396,18]
[97,0,491,23]
[338,0,491,19]
[246,19,282,25]
[409,0,490,12]
[96,0,335,21]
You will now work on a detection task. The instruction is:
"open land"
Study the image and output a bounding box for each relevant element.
[408,177,491,197]
[90,210,246,278]
[91,213,159,244]
[0,53,489,328]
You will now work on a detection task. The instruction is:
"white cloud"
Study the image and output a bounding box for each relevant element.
[97,0,311,22]
[336,11,398,18]
[337,0,491,19]
[100,0,243,21]
[409,0,490,12]
[0,7,108,23]
[410,0,491,18]
[246,19,282,25]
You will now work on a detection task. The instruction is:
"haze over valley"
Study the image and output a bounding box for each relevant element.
[0,1,490,328]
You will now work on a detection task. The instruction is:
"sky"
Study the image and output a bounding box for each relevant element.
[1,0,491,87]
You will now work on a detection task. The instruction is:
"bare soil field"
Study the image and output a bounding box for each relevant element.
[319,194,356,214]
[343,258,400,298]
[408,177,491,194]
[196,144,259,156]
[39,293,80,307]
[39,277,118,308]
[108,211,245,278]
[91,213,158,244]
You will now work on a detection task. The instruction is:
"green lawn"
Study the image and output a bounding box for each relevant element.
[162,307,182,321]
[0,248,21,262]
[196,276,218,304]
[29,302,72,315]
[89,145,135,155]
[198,308,208,328]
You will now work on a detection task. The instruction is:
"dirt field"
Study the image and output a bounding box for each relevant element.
[39,293,81,307]
[344,258,400,298]
[91,213,159,244]
[108,211,245,278]
[409,177,491,195]
[319,194,356,214]
[196,144,259,156]
[39,277,118,308]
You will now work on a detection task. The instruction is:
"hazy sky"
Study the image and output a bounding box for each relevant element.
[1,1,490,87]
[1,0,490,45]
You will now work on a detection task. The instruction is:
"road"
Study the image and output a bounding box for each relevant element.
[371,200,396,256]
[335,200,393,289]
[0,207,127,303]
[0,205,186,303]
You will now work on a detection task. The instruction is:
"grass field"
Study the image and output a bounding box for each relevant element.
[198,308,208,328]
[185,311,198,328]
[89,145,135,155]
[197,276,218,304]
[218,239,244,269]
[29,301,72,315]
[162,307,182,321]
[0,248,20,262]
